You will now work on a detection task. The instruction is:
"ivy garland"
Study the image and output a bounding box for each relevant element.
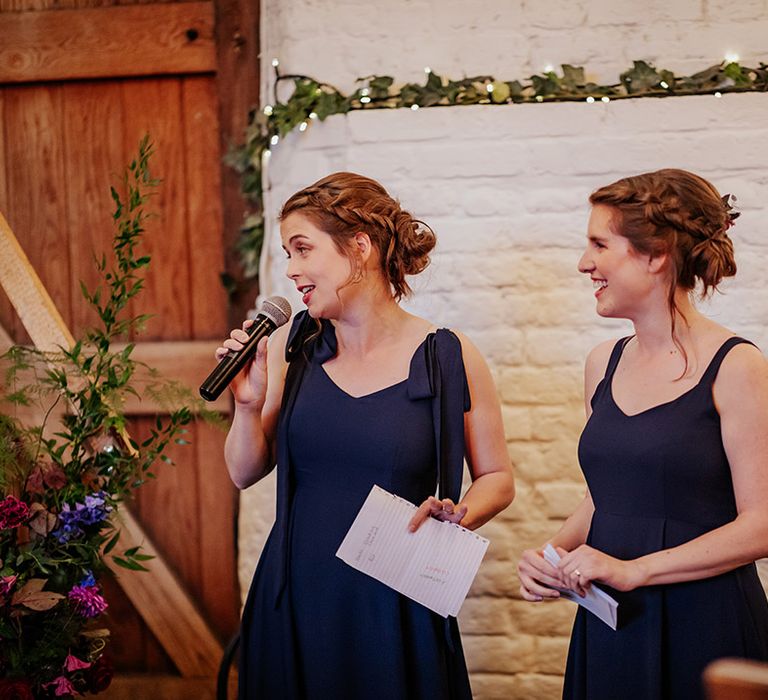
[224,59,768,286]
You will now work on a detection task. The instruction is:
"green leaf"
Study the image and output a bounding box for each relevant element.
[112,556,150,572]
[103,530,121,554]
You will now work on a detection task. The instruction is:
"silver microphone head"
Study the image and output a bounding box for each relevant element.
[260,295,292,327]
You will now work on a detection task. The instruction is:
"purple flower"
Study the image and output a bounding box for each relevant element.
[68,584,108,618]
[53,492,112,542]
[0,496,30,530]
[79,571,96,588]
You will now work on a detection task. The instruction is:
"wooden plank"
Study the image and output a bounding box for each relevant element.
[213,0,261,326]
[62,81,126,337]
[121,78,192,341]
[106,509,221,678]
[0,209,73,350]
[0,90,14,341]
[181,76,228,340]
[0,3,215,83]
[114,340,230,414]
[194,420,239,638]
[2,85,71,341]
[102,673,237,700]
[0,210,223,677]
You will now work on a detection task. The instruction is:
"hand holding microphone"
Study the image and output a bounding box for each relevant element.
[200,296,292,402]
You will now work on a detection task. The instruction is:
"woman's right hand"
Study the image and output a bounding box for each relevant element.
[517,547,563,602]
[215,319,269,408]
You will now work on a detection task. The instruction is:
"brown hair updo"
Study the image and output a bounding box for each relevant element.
[280,172,436,301]
[590,168,737,325]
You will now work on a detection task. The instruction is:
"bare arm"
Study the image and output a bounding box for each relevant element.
[409,332,514,531]
[223,322,289,490]
[455,332,515,530]
[558,343,768,592]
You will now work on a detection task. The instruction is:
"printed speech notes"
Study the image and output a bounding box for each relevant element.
[336,485,489,617]
[542,543,618,630]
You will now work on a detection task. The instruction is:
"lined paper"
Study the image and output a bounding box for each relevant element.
[336,485,489,617]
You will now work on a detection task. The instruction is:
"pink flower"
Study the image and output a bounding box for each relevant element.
[0,496,30,530]
[0,574,18,597]
[64,653,91,672]
[67,584,108,618]
[43,676,79,697]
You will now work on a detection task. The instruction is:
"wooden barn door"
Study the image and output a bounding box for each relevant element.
[0,1,259,697]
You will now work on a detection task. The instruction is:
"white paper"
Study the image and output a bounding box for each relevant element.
[542,543,618,630]
[336,485,489,617]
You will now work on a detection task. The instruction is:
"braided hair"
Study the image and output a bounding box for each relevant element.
[590,168,738,370]
[280,172,436,301]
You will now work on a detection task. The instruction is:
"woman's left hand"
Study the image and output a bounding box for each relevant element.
[556,545,647,593]
[408,497,468,532]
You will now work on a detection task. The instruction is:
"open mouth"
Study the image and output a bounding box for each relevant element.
[298,285,315,304]
[592,279,607,296]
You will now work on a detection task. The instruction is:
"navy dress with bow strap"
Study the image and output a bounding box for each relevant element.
[238,312,473,699]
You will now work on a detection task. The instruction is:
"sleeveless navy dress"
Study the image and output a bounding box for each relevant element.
[238,312,473,699]
[564,336,768,699]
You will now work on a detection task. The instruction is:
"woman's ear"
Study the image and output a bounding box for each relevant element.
[648,252,668,275]
[353,232,373,262]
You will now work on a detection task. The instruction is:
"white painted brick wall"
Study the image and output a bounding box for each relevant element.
[240,4,768,698]
[260,0,768,95]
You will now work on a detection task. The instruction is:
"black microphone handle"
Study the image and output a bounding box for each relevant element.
[199,315,277,402]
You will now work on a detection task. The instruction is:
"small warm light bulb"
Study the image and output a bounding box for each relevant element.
[270,134,279,145]
[724,52,739,63]
[714,91,723,98]
[410,104,420,111]
[586,96,595,103]
[544,64,554,73]
[298,121,308,132]
[535,95,544,102]
[660,81,669,89]
[360,88,370,96]
[271,58,280,67]
[486,83,494,93]
[263,149,272,160]
[360,96,371,104]
[424,66,432,74]
[601,96,610,103]
[309,112,318,120]
[263,105,274,116]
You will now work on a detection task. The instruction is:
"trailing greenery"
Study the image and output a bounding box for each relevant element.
[226,59,768,285]
[0,137,209,697]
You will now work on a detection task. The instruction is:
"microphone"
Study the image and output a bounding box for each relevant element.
[199,296,292,402]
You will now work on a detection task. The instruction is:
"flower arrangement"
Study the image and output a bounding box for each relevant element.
[0,138,200,698]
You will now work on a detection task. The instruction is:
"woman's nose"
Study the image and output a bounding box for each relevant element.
[577,250,593,274]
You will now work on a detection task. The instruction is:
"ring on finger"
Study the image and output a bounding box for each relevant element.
[574,569,582,578]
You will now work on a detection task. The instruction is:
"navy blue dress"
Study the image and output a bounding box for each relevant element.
[238,313,472,699]
[564,336,768,699]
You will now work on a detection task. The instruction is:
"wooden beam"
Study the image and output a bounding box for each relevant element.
[106,512,221,678]
[0,3,216,84]
[0,210,223,677]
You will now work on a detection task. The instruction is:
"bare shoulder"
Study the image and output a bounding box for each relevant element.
[450,329,486,369]
[715,339,768,397]
[585,338,619,381]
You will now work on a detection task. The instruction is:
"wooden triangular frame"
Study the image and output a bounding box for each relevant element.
[0,210,222,678]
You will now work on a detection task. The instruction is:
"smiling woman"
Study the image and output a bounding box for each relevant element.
[518,168,768,700]
[217,172,514,699]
